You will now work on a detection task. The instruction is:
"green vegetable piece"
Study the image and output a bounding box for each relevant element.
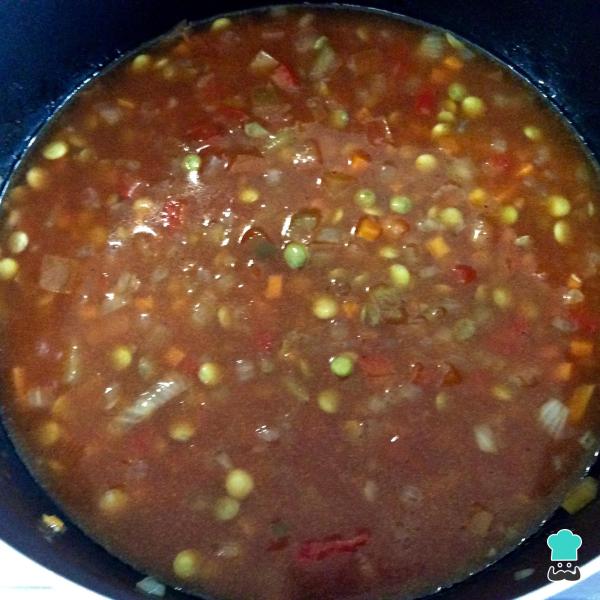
[182,154,201,171]
[284,242,309,269]
[198,362,223,386]
[330,353,355,378]
[389,195,412,214]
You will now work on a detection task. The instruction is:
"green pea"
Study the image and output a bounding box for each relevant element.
[213,496,240,521]
[547,195,571,218]
[111,345,133,371]
[389,264,411,288]
[312,295,338,320]
[283,242,309,269]
[448,82,467,102]
[173,549,202,578]
[182,154,201,171]
[225,469,254,500]
[8,231,29,254]
[198,362,223,386]
[492,287,512,309]
[0,257,19,280]
[330,108,349,129]
[439,207,464,229]
[462,96,486,119]
[354,188,377,209]
[389,195,412,214]
[330,353,355,378]
[500,205,519,225]
[318,389,340,413]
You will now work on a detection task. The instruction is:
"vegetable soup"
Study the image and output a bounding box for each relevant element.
[1,7,600,600]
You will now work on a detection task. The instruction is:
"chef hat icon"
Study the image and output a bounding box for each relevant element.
[547,529,582,562]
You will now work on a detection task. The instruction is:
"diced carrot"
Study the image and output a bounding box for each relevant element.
[430,67,449,85]
[496,184,520,203]
[354,107,372,124]
[554,362,573,382]
[172,40,191,57]
[52,395,69,417]
[443,55,464,71]
[350,152,370,172]
[414,87,438,116]
[540,344,560,360]
[164,346,186,367]
[437,136,460,155]
[135,296,155,311]
[117,98,136,109]
[426,235,450,259]
[359,355,395,377]
[342,301,359,319]
[567,273,583,289]
[265,274,283,300]
[170,298,187,314]
[516,163,534,178]
[356,216,382,241]
[12,366,26,400]
[567,384,596,424]
[78,304,98,320]
[570,339,594,358]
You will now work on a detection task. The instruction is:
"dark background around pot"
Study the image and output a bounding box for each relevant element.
[0,1,599,599]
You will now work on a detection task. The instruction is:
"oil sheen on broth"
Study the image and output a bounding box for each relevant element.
[1,8,600,600]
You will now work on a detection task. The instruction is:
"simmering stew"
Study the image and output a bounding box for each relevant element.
[1,7,600,600]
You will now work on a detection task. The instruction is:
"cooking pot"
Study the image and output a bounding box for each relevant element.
[1,1,599,599]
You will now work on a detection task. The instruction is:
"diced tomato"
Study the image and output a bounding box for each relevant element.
[125,428,154,457]
[439,362,462,385]
[214,105,250,127]
[185,120,224,143]
[359,354,395,377]
[569,308,600,335]
[366,118,392,145]
[452,264,477,284]
[270,63,300,93]
[485,153,514,177]
[179,354,199,378]
[267,537,290,552]
[486,317,530,356]
[297,530,370,563]
[117,176,142,200]
[160,198,185,229]
[255,330,275,352]
[414,87,437,117]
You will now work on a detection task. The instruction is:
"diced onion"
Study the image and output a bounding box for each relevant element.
[113,372,190,431]
[136,577,166,597]
[473,424,498,453]
[539,398,568,439]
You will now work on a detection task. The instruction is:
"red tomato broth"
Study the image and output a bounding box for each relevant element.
[1,7,600,600]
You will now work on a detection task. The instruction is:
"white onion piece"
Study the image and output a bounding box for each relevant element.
[135,577,166,597]
[113,372,190,431]
[539,398,568,439]
[255,425,280,443]
[102,272,140,314]
[26,387,54,409]
[474,424,498,454]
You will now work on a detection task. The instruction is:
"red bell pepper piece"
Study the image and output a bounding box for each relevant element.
[297,530,370,563]
[414,87,437,117]
[160,198,185,229]
[270,63,300,92]
[452,264,477,284]
[255,330,275,352]
[569,308,600,334]
[359,354,395,377]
